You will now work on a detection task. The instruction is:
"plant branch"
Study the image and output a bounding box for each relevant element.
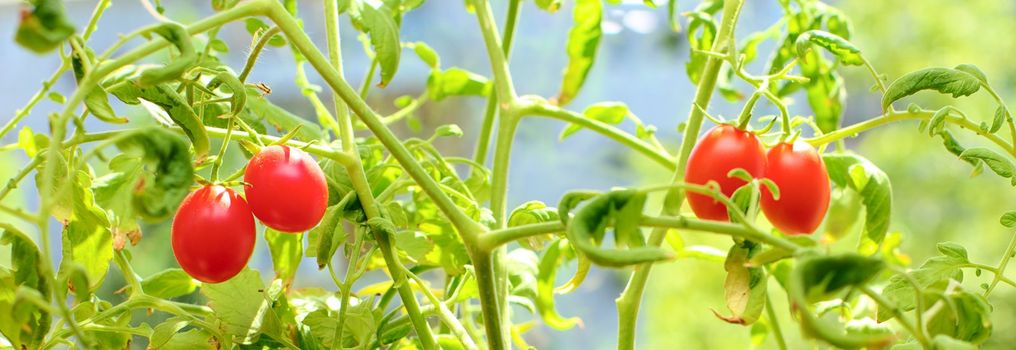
[522,102,676,169]
[615,1,743,349]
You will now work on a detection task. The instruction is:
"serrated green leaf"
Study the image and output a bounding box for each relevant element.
[959,148,1014,178]
[882,68,982,110]
[555,0,602,106]
[351,4,401,87]
[795,30,864,66]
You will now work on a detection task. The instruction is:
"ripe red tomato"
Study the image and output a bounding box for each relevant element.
[760,142,831,235]
[244,145,328,232]
[685,125,766,221]
[172,185,256,283]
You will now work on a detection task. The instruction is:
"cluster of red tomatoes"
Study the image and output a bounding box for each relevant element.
[685,125,831,235]
[171,145,329,283]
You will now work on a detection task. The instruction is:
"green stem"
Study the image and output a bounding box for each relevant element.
[331,234,364,350]
[524,103,676,169]
[805,109,1015,157]
[208,117,234,182]
[267,2,481,237]
[0,62,70,140]
[238,26,281,83]
[614,1,743,349]
[985,231,1016,297]
[321,2,437,348]
[981,85,1016,153]
[861,286,930,348]
[359,58,378,99]
[479,221,563,251]
[0,155,43,202]
[959,263,1016,288]
[472,0,521,166]
[764,291,788,350]
[406,270,479,350]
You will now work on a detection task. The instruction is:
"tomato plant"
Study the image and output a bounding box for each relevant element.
[172,185,256,283]
[2,0,1016,349]
[244,145,329,233]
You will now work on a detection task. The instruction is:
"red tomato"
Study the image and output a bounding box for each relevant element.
[760,142,831,235]
[172,185,256,283]
[244,145,328,232]
[685,125,767,221]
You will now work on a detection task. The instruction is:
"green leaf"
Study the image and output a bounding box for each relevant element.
[308,204,346,268]
[719,240,767,325]
[46,91,64,104]
[566,190,671,267]
[879,243,971,322]
[794,254,884,303]
[0,230,51,348]
[149,317,189,349]
[928,335,978,350]
[881,67,983,110]
[953,64,988,84]
[958,148,1014,178]
[990,106,1005,134]
[98,127,195,221]
[410,41,439,69]
[1000,212,1016,228]
[560,102,628,140]
[434,124,464,138]
[303,297,378,348]
[351,4,401,87]
[801,57,846,133]
[535,239,582,330]
[555,0,603,106]
[157,329,215,350]
[141,269,198,299]
[534,0,562,12]
[508,201,561,249]
[60,171,114,290]
[925,287,992,344]
[201,269,266,337]
[823,153,892,250]
[265,229,303,284]
[684,11,717,84]
[506,249,540,314]
[426,67,492,101]
[108,83,211,159]
[795,30,864,66]
[15,0,76,53]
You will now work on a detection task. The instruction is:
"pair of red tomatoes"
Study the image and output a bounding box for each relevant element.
[171,145,328,283]
[685,125,830,235]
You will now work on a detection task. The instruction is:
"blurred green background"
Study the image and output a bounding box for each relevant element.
[2,0,1016,349]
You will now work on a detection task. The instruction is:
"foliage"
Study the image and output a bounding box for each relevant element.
[2,0,1015,349]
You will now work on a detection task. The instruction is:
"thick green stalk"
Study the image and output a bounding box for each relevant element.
[266,2,481,238]
[472,0,522,166]
[614,1,743,349]
[321,1,437,348]
[467,0,523,348]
